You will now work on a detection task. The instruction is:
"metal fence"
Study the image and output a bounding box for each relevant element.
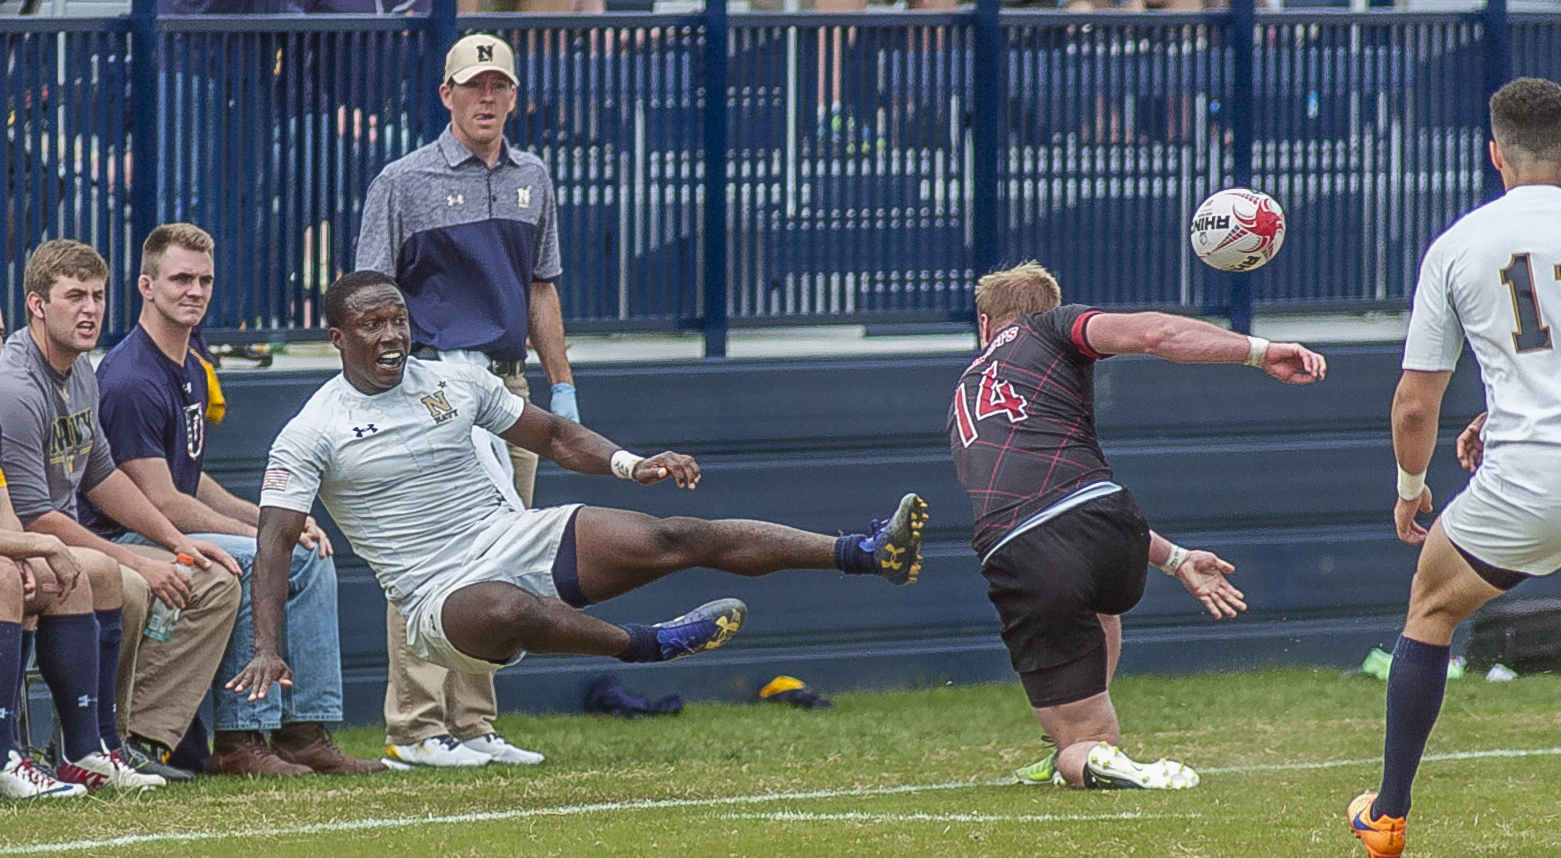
[1,0,1554,352]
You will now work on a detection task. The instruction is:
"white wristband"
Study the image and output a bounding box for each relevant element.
[610,450,644,480]
[1244,335,1270,368]
[1396,466,1426,501]
[1156,543,1189,576]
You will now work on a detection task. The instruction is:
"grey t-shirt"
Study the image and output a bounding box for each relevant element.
[0,330,116,525]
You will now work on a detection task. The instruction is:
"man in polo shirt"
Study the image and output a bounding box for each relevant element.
[90,223,385,778]
[354,33,575,769]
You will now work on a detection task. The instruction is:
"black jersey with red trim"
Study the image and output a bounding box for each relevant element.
[948,304,1114,556]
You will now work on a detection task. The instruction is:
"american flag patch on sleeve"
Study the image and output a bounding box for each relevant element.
[261,468,291,492]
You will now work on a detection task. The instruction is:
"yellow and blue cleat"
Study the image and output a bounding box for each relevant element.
[652,598,747,661]
[860,493,929,586]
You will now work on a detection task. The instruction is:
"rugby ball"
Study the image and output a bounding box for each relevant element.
[1189,188,1286,273]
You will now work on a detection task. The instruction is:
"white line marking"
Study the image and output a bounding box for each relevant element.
[3,746,1556,855]
[720,811,1201,823]
[1201,746,1561,774]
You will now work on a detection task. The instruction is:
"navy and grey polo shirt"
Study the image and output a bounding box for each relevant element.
[355,126,562,362]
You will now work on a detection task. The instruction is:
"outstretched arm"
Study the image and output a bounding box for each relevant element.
[498,405,702,490]
[1083,312,1326,385]
[1149,530,1245,619]
[226,505,305,701]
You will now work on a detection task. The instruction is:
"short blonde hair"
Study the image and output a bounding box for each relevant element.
[974,261,1062,327]
[141,223,214,279]
[24,240,109,301]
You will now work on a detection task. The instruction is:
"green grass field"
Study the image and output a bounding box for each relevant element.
[1,668,1558,857]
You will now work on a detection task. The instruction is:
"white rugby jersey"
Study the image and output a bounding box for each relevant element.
[1403,184,1561,494]
[261,358,526,602]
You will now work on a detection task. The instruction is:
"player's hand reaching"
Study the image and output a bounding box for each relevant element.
[1456,412,1487,472]
[1174,550,1246,618]
[1259,342,1327,385]
[1394,488,1433,546]
[226,650,294,702]
[634,451,701,490]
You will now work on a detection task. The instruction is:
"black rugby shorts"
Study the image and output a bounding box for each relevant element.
[981,489,1150,707]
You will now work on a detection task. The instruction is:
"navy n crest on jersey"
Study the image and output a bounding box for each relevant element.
[949,304,1115,556]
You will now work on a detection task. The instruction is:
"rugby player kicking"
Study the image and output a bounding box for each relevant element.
[230,271,927,699]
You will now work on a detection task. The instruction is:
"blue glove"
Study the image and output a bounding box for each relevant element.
[550,382,580,422]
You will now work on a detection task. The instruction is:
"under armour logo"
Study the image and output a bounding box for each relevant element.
[878,542,906,571]
[477,45,494,62]
[447,194,464,207]
[77,694,93,709]
[352,424,379,438]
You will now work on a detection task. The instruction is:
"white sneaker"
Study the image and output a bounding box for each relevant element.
[462,733,544,766]
[0,750,86,798]
[1083,742,1199,790]
[56,745,167,790]
[381,735,493,770]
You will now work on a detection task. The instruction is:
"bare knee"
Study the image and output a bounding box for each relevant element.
[646,517,704,565]
[444,582,549,660]
[0,559,23,622]
[76,548,121,610]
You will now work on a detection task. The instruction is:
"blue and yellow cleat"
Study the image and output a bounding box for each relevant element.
[859,493,929,586]
[1348,791,1406,858]
[652,598,747,661]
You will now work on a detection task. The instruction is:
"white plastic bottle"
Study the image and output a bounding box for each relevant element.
[144,553,196,643]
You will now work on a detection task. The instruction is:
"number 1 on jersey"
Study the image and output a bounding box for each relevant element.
[1504,253,1555,353]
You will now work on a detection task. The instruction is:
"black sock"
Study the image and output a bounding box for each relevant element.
[834,534,875,576]
[35,614,103,762]
[0,621,21,759]
[1373,635,1450,819]
[94,609,123,752]
[615,623,662,663]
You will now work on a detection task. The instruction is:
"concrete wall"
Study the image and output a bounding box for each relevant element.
[205,343,1543,723]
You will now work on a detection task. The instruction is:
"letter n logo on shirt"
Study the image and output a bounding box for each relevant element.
[420,391,459,425]
[516,187,531,208]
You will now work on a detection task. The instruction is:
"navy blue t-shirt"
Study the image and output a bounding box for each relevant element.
[82,327,208,539]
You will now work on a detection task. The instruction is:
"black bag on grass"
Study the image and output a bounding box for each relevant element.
[1465,598,1561,674]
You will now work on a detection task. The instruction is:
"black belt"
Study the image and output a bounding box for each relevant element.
[412,346,523,377]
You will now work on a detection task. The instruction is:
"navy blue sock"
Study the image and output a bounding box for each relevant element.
[94,609,123,752]
[615,623,662,663]
[34,614,103,762]
[1374,635,1450,819]
[15,628,32,751]
[835,534,875,576]
[0,621,22,759]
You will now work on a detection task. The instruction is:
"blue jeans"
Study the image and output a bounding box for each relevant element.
[117,532,343,731]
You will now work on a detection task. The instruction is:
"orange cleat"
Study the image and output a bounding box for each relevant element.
[1348,791,1406,858]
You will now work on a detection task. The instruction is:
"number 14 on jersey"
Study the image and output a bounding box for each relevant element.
[955,364,1029,448]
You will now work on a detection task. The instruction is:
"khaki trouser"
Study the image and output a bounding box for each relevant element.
[382,369,536,745]
[116,546,242,749]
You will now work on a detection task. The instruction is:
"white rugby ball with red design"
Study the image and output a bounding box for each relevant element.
[1189,188,1286,272]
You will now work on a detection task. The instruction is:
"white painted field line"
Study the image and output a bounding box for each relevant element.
[1201,746,1561,775]
[0,781,986,855]
[720,811,1201,824]
[3,745,1557,855]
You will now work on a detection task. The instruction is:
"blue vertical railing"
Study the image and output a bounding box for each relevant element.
[0,3,1547,354]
